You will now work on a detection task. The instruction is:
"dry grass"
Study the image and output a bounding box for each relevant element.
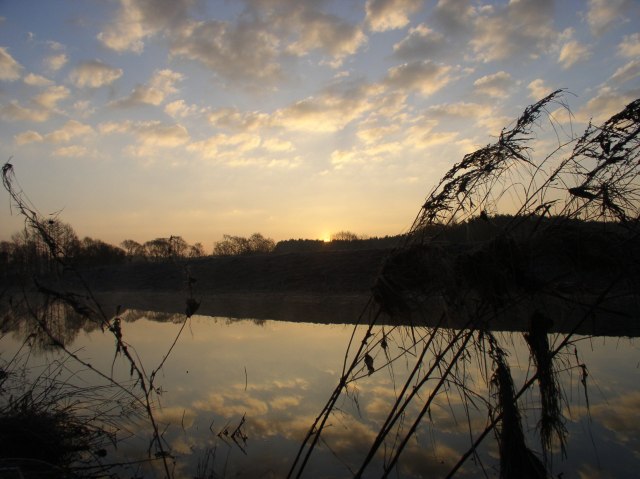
[290,91,640,478]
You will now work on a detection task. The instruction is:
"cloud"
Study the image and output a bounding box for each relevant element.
[73,100,96,119]
[365,0,423,32]
[588,391,640,442]
[170,1,368,86]
[0,46,23,80]
[208,107,269,131]
[193,390,269,417]
[393,24,446,61]
[473,71,513,98]
[273,82,378,132]
[155,407,197,429]
[433,0,476,32]
[586,0,631,36]
[0,101,50,122]
[384,60,453,96]
[0,85,68,123]
[171,19,282,87]
[610,59,640,84]
[69,60,123,88]
[261,137,294,152]
[404,126,458,150]
[33,85,69,109]
[43,53,68,72]
[428,101,492,119]
[330,149,364,169]
[357,124,402,145]
[187,131,262,162]
[164,99,200,118]
[558,40,591,69]
[45,120,94,143]
[618,33,640,58]
[134,121,190,148]
[577,86,640,123]
[23,73,53,86]
[527,78,553,100]
[98,0,191,53]
[112,69,183,107]
[52,145,89,158]
[100,119,190,158]
[470,0,557,62]
[14,130,44,145]
[284,9,366,67]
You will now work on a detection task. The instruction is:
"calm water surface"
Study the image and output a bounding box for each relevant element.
[3,307,639,478]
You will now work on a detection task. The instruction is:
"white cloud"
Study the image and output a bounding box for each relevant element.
[262,137,294,152]
[618,33,640,58]
[330,149,363,169]
[164,99,199,118]
[73,100,96,118]
[170,1,368,85]
[277,4,367,68]
[405,128,458,150]
[112,69,183,107]
[473,71,513,98]
[470,0,557,62]
[384,60,453,96]
[0,46,23,81]
[586,0,631,36]
[393,24,445,61]
[23,73,53,86]
[43,53,68,72]
[208,107,269,132]
[558,40,591,69]
[136,122,190,147]
[102,120,191,159]
[578,86,640,123]
[14,130,44,145]
[433,0,476,32]
[98,0,191,53]
[187,131,264,163]
[0,101,50,122]
[171,19,282,87]
[273,86,375,132]
[610,59,640,84]
[45,120,94,143]
[428,101,492,119]
[527,78,553,100]
[53,145,89,158]
[69,60,123,88]
[357,124,401,145]
[33,85,69,109]
[365,0,423,32]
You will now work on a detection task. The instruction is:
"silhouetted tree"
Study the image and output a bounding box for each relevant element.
[76,237,125,267]
[213,233,275,256]
[189,242,205,258]
[143,238,172,261]
[168,236,188,258]
[121,239,144,260]
[331,231,361,241]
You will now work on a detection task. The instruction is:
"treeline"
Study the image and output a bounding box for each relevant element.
[274,234,404,253]
[120,237,205,261]
[0,220,207,279]
[5,215,599,280]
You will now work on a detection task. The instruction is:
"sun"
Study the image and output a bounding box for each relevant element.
[321,233,331,243]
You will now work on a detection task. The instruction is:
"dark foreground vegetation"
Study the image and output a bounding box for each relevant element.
[2,90,640,478]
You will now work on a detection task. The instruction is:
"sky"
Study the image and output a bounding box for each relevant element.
[0,0,639,248]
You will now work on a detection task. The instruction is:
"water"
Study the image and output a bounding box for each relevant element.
[2,304,639,478]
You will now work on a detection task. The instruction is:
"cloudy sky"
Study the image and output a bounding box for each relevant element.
[1,0,639,247]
